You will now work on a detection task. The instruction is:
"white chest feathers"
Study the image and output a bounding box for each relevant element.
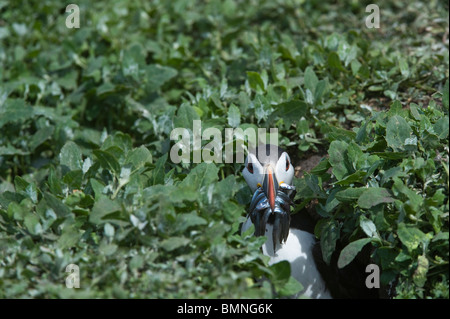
[242,218,332,299]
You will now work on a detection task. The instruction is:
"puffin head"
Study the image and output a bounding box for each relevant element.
[242,144,294,211]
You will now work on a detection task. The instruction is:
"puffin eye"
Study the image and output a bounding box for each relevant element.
[247,163,254,174]
[285,158,290,171]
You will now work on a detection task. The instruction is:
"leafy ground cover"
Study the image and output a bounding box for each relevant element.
[0,0,448,298]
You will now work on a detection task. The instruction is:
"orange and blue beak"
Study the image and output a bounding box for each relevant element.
[262,166,278,213]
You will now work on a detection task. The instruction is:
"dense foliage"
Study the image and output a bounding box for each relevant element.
[298,97,449,298]
[0,0,448,298]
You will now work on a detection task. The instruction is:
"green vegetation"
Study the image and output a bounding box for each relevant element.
[300,97,449,298]
[0,0,448,298]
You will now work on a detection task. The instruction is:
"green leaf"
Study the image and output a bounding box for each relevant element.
[180,162,219,190]
[397,223,427,252]
[328,140,351,180]
[338,238,373,269]
[8,201,26,221]
[333,170,366,186]
[14,176,29,193]
[0,145,28,156]
[359,215,378,238]
[160,236,190,252]
[270,260,291,283]
[409,103,421,121]
[320,220,341,265]
[146,64,177,91]
[326,126,356,143]
[433,116,449,139]
[413,255,429,288]
[346,142,363,165]
[125,146,153,169]
[213,175,238,205]
[93,149,120,175]
[173,103,200,130]
[43,192,71,218]
[102,132,133,154]
[48,167,62,195]
[29,125,54,151]
[0,98,34,129]
[96,82,115,96]
[129,255,145,271]
[304,67,318,94]
[90,178,106,199]
[380,166,404,186]
[175,212,207,233]
[99,242,118,256]
[278,276,303,297]
[63,170,83,190]
[398,57,409,78]
[247,71,265,92]
[57,226,82,249]
[372,151,407,160]
[432,232,449,242]
[328,52,345,72]
[0,191,23,210]
[385,115,412,151]
[392,178,423,211]
[24,213,42,235]
[351,59,362,76]
[25,183,38,204]
[357,188,394,209]
[338,42,357,66]
[227,104,241,128]
[222,200,245,223]
[104,223,115,238]
[270,100,308,128]
[310,158,331,175]
[269,260,303,297]
[314,79,327,103]
[319,189,340,214]
[60,141,83,171]
[89,197,121,225]
[152,153,167,185]
[335,187,365,202]
[375,248,398,275]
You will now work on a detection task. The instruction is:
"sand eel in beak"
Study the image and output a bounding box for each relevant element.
[242,144,332,299]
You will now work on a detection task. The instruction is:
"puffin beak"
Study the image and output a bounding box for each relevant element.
[262,166,278,213]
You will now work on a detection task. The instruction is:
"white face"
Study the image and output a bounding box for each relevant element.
[243,151,294,193]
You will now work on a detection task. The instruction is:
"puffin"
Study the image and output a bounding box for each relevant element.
[241,144,380,299]
[241,144,332,299]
